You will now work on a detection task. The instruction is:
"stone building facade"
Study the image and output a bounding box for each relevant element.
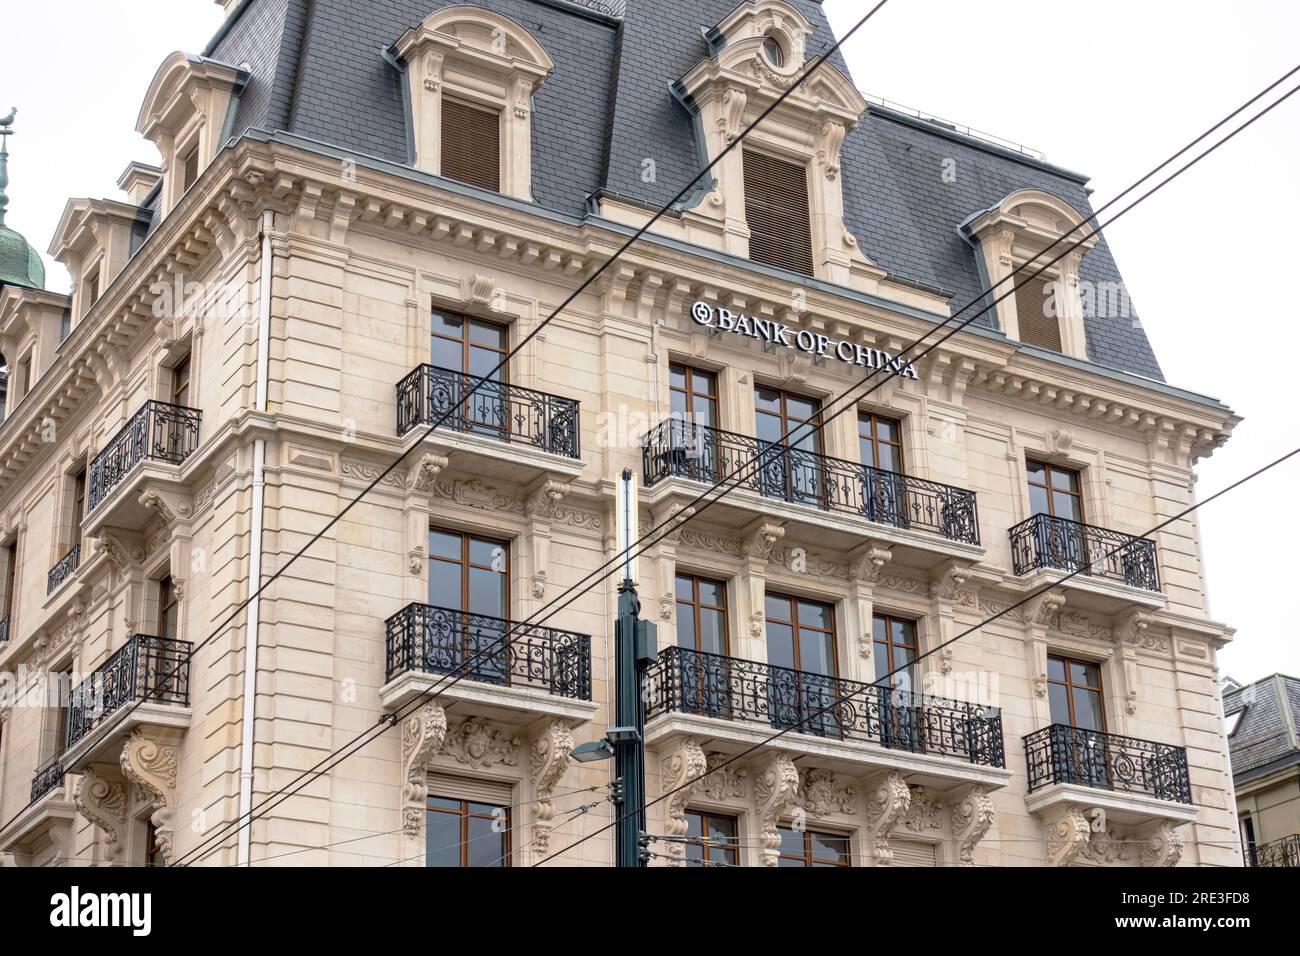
[0,0,1240,867]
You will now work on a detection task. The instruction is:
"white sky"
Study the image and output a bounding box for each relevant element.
[1,1,1296,682]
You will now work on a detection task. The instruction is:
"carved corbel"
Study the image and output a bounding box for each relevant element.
[753,753,800,867]
[524,479,569,521]
[928,560,973,673]
[720,87,747,145]
[529,720,575,859]
[119,727,182,865]
[1138,820,1185,867]
[1112,609,1153,715]
[949,785,995,866]
[405,453,449,577]
[75,767,129,865]
[138,488,194,529]
[660,737,708,866]
[742,519,784,563]
[407,453,449,495]
[816,120,846,181]
[400,702,447,837]
[849,540,892,586]
[524,479,569,601]
[863,771,911,865]
[1044,805,1091,867]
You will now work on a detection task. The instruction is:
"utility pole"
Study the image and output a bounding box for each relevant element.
[612,467,655,867]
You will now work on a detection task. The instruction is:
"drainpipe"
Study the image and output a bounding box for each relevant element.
[237,209,273,866]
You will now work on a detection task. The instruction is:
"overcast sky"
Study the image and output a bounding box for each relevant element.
[2,1,1296,682]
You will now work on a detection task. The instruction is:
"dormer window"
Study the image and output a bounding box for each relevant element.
[743,149,813,276]
[761,33,785,67]
[181,143,200,193]
[84,269,100,312]
[441,99,501,193]
[393,6,554,203]
[960,188,1098,361]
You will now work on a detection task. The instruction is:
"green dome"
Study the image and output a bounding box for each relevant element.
[0,222,44,290]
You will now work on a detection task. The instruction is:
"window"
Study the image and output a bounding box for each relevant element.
[872,613,918,691]
[684,810,739,867]
[45,669,72,759]
[170,354,192,408]
[1224,707,1245,737]
[431,310,507,380]
[668,364,718,429]
[1047,655,1105,731]
[1015,275,1062,351]
[181,144,200,192]
[675,574,730,718]
[158,576,179,640]
[17,354,32,399]
[145,820,165,867]
[1027,460,1083,522]
[441,98,501,193]
[70,467,86,552]
[765,593,839,737]
[858,412,903,473]
[743,150,814,276]
[1241,816,1257,867]
[755,385,822,505]
[2,538,17,625]
[777,825,851,867]
[426,795,510,867]
[84,271,100,311]
[428,528,509,684]
[761,33,785,67]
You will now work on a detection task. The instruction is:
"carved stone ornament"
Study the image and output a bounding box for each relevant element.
[950,786,995,866]
[407,453,449,494]
[529,720,574,857]
[75,769,129,864]
[753,753,801,867]
[525,479,569,519]
[849,541,892,586]
[400,702,447,836]
[1139,820,1185,867]
[119,728,181,865]
[863,771,911,865]
[903,787,943,832]
[443,716,520,769]
[743,520,785,562]
[697,752,748,803]
[661,738,708,866]
[800,768,857,816]
[1046,806,1091,867]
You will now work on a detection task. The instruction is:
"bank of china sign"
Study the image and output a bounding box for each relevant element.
[690,301,919,380]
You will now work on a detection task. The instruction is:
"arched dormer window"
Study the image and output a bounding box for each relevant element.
[676,0,868,283]
[960,189,1099,360]
[136,52,248,215]
[392,5,555,202]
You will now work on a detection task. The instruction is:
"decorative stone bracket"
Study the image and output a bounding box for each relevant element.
[949,785,996,866]
[863,770,911,865]
[529,720,574,860]
[119,726,183,865]
[753,753,801,867]
[400,701,448,838]
[75,767,129,865]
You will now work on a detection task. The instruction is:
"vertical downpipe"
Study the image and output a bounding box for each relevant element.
[237,209,273,866]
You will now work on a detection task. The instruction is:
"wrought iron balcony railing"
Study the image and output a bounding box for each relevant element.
[0,613,9,646]
[47,544,81,595]
[87,400,202,511]
[1024,724,1191,803]
[384,602,593,700]
[65,633,192,751]
[30,761,65,804]
[395,363,580,459]
[1009,513,1159,592]
[642,418,980,545]
[645,645,1004,767]
[1248,834,1300,867]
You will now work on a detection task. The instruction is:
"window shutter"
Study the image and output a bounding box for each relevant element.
[428,773,514,806]
[890,839,938,867]
[743,150,815,276]
[441,99,501,192]
[1014,276,1062,351]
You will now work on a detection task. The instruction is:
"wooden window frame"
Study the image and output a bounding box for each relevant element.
[857,411,904,473]
[430,310,508,380]
[170,353,192,408]
[683,809,740,867]
[69,466,87,552]
[158,575,179,640]
[777,824,852,867]
[668,363,718,423]
[1027,460,1084,521]
[2,538,17,620]
[675,573,729,656]
[764,592,838,677]
[425,796,512,867]
[1047,653,1106,730]
[428,527,510,615]
[872,612,918,690]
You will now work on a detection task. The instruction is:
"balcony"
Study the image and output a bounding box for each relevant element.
[380,602,598,728]
[46,545,81,595]
[1248,835,1300,867]
[1010,513,1160,602]
[395,364,583,484]
[30,761,66,804]
[82,400,201,535]
[61,633,192,772]
[642,419,981,567]
[644,646,1009,789]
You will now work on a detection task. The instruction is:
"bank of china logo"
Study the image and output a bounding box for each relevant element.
[689,300,920,380]
[49,887,152,937]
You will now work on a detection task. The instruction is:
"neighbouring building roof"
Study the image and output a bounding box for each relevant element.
[1224,674,1300,785]
[195,0,1164,379]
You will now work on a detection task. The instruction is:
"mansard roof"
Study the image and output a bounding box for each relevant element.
[192,0,1163,379]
